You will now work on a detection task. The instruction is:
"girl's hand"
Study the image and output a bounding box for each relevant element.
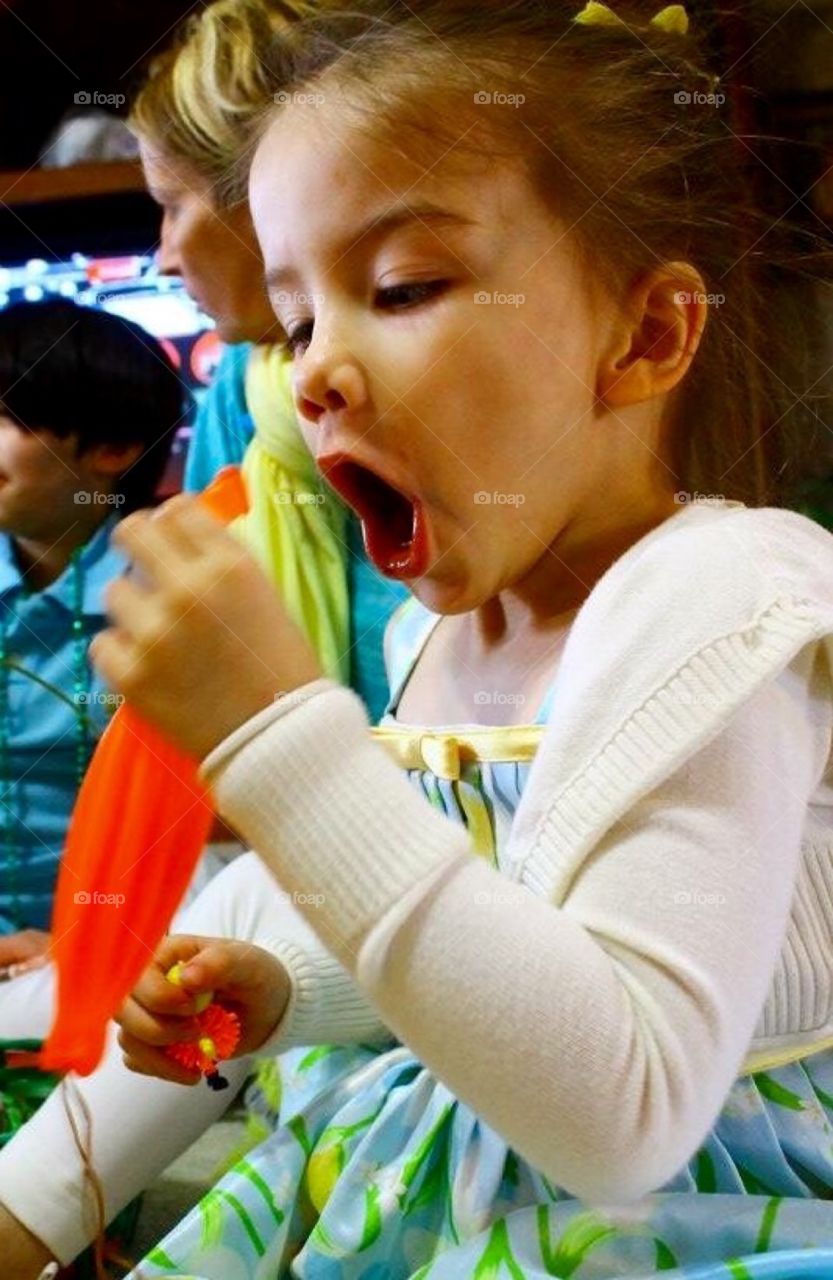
[115,934,292,1086]
[91,495,322,761]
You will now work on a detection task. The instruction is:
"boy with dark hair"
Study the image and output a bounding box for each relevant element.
[0,298,185,954]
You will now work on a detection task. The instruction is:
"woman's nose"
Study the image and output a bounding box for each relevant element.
[156,221,181,277]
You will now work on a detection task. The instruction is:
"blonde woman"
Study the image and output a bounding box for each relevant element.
[134,0,406,720]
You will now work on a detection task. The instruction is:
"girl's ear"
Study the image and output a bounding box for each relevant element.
[597,262,708,408]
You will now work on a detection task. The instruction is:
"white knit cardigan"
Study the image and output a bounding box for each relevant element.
[201,499,833,1204]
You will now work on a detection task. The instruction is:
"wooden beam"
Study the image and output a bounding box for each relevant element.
[0,160,145,207]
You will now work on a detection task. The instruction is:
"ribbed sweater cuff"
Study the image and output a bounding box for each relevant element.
[255,937,390,1050]
[200,681,470,962]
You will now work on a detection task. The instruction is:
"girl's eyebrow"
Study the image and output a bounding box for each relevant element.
[264,202,476,293]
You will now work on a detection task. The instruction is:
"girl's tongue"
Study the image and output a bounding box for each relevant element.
[321,458,429,580]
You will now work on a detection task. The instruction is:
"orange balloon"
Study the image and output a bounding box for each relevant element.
[22,468,249,1076]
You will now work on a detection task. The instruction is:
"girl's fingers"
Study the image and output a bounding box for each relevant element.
[113,512,197,589]
[103,576,161,645]
[132,937,209,1015]
[130,965,201,1018]
[118,1030,201,1086]
[158,495,247,564]
[174,940,262,998]
[88,627,145,698]
[151,488,220,550]
[116,994,199,1047]
[115,495,231,577]
[119,935,221,1024]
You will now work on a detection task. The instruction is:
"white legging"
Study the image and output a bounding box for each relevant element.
[0,852,312,1267]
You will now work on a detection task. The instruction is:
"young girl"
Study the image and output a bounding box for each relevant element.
[89,2,833,1277]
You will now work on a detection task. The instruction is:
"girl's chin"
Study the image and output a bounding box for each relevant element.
[408,571,486,617]
[398,529,498,615]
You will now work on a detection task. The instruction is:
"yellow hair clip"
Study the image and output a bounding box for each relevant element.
[574,2,689,35]
[650,5,689,34]
[573,1,627,27]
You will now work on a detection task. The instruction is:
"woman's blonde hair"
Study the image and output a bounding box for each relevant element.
[129,0,316,206]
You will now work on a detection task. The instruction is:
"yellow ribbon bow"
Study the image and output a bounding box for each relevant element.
[574,2,689,35]
[371,724,546,782]
[415,732,464,781]
[372,730,465,781]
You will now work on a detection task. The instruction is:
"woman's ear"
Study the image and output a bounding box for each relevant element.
[598,262,709,408]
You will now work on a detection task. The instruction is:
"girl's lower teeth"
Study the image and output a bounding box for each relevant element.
[363,505,426,579]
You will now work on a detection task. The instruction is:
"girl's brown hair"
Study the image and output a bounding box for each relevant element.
[247,0,832,507]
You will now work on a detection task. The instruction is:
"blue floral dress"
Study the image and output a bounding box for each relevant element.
[131,600,833,1280]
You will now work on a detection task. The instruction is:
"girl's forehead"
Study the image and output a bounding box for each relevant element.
[252,106,423,208]
[249,105,534,266]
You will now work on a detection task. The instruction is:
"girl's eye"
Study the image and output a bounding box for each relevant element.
[375,280,448,309]
[281,321,314,358]
[280,280,448,357]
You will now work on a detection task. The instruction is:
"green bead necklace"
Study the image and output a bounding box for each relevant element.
[0,547,93,929]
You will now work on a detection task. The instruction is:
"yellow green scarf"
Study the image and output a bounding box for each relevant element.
[229,345,350,683]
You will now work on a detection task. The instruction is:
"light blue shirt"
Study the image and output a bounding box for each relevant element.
[0,517,127,932]
[184,343,255,492]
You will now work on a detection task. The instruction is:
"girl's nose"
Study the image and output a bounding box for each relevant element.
[295,351,368,426]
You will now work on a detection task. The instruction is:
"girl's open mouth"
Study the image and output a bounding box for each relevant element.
[318,455,429,579]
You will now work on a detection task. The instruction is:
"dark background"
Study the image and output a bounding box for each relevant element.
[0,0,201,170]
[1,2,832,230]
[0,0,832,516]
